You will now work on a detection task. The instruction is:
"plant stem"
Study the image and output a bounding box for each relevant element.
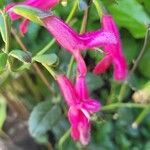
[93,0,105,19]
[129,27,150,76]
[11,28,55,95]
[23,72,40,100]
[101,103,146,111]
[67,4,90,78]
[132,104,150,128]
[2,12,10,53]
[37,39,55,56]
[67,56,74,77]
[58,129,70,150]
[118,27,150,102]
[66,0,78,24]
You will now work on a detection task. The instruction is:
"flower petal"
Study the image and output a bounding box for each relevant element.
[68,107,80,140]
[56,75,79,106]
[113,55,128,80]
[19,19,30,36]
[81,30,117,49]
[43,16,81,53]
[93,55,112,74]
[82,99,101,113]
[102,15,128,80]
[78,116,91,145]
[73,50,87,77]
[75,75,89,100]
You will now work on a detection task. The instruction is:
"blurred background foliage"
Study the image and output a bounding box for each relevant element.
[0,0,150,150]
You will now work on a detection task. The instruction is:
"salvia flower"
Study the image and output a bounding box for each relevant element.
[42,15,117,76]
[91,15,128,81]
[56,75,101,145]
[5,0,60,35]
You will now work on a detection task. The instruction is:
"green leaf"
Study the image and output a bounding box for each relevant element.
[0,52,7,72]
[144,0,150,14]
[12,5,53,25]
[0,96,7,129]
[108,0,150,38]
[0,14,7,43]
[9,50,32,63]
[86,73,103,92]
[28,101,61,137]
[139,48,150,79]
[33,53,58,66]
[122,31,138,64]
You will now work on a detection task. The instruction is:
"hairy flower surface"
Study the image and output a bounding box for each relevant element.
[92,15,128,80]
[57,75,101,145]
[42,15,117,76]
[5,0,59,35]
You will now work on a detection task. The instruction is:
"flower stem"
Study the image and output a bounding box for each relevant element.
[132,104,150,128]
[11,28,55,95]
[93,0,105,19]
[58,129,70,150]
[101,103,146,111]
[37,39,55,56]
[67,56,74,77]
[129,27,150,76]
[67,3,90,78]
[118,27,150,102]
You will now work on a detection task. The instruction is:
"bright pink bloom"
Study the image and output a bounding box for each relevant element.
[42,16,117,76]
[56,75,101,145]
[92,15,128,80]
[5,0,59,35]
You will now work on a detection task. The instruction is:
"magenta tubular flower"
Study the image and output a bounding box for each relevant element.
[56,75,101,145]
[93,15,128,80]
[5,0,59,35]
[42,16,117,76]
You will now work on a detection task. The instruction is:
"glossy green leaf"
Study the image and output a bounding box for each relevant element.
[0,52,7,72]
[12,5,53,25]
[28,101,61,137]
[108,0,150,38]
[33,53,58,66]
[9,50,32,63]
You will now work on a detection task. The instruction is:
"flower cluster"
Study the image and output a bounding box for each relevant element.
[6,0,128,145]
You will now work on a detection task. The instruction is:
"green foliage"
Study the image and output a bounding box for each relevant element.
[107,0,150,38]
[12,5,52,25]
[0,13,10,44]
[139,48,150,79]
[28,100,61,137]
[1,0,150,149]
[33,53,58,66]
[0,96,6,130]
[0,52,7,73]
[9,50,32,63]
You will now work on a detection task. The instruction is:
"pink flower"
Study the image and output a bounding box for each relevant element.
[92,15,128,81]
[5,0,59,35]
[56,75,101,145]
[42,16,117,76]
